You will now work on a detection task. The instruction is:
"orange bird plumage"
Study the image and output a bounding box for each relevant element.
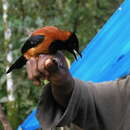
[6,26,82,73]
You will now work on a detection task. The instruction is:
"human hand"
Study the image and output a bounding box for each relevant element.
[26,52,72,87]
[26,51,74,106]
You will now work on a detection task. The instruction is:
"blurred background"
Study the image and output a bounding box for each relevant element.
[0,0,123,129]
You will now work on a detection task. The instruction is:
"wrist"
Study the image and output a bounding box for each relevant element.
[51,75,74,107]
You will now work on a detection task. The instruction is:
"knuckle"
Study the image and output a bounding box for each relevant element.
[45,59,54,69]
[39,54,45,59]
[26,60,30,66]
[29,58,36,64]
[28,73,39,80]
[38,62,44,72]
[28,75,33,80]
[33,72,39,78]
[45,59,59,73]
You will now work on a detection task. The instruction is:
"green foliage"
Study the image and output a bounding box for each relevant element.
[0,0,123,129]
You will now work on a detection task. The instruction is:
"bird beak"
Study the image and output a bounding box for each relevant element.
[72,49,82,60]
[75,49,82,58]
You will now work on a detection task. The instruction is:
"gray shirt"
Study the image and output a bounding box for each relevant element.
[37,75,130,130]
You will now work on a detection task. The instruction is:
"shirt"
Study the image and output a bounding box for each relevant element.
[36,75,130,130]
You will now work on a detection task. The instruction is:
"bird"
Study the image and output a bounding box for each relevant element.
[6,26,82,73]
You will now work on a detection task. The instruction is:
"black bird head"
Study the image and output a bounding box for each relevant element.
[66,32,82,60]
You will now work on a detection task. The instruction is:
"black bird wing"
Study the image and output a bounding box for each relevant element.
[49,40,65,53]
[21,35,44,54]
[6,35,44,73]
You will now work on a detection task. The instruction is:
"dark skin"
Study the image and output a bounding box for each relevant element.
[26,52,74,107]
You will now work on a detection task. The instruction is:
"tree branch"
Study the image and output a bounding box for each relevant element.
[0,104,12,130]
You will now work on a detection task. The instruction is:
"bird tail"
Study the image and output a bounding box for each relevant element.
[6,56,27,74]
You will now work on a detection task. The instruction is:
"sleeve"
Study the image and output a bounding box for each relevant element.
[36,76,130,130]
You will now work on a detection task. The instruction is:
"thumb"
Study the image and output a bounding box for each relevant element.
[44,58,60,74]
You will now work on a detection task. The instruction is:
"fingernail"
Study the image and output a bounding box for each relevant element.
[30,57,36,62]
[39,54,46,59]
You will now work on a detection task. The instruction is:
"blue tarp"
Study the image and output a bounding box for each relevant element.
[70,0,130,82]
[18,0,130,129]
[17,109,40,130]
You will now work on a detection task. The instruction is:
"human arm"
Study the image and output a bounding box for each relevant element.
[26,52,130,130]
[26,52,74,107]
